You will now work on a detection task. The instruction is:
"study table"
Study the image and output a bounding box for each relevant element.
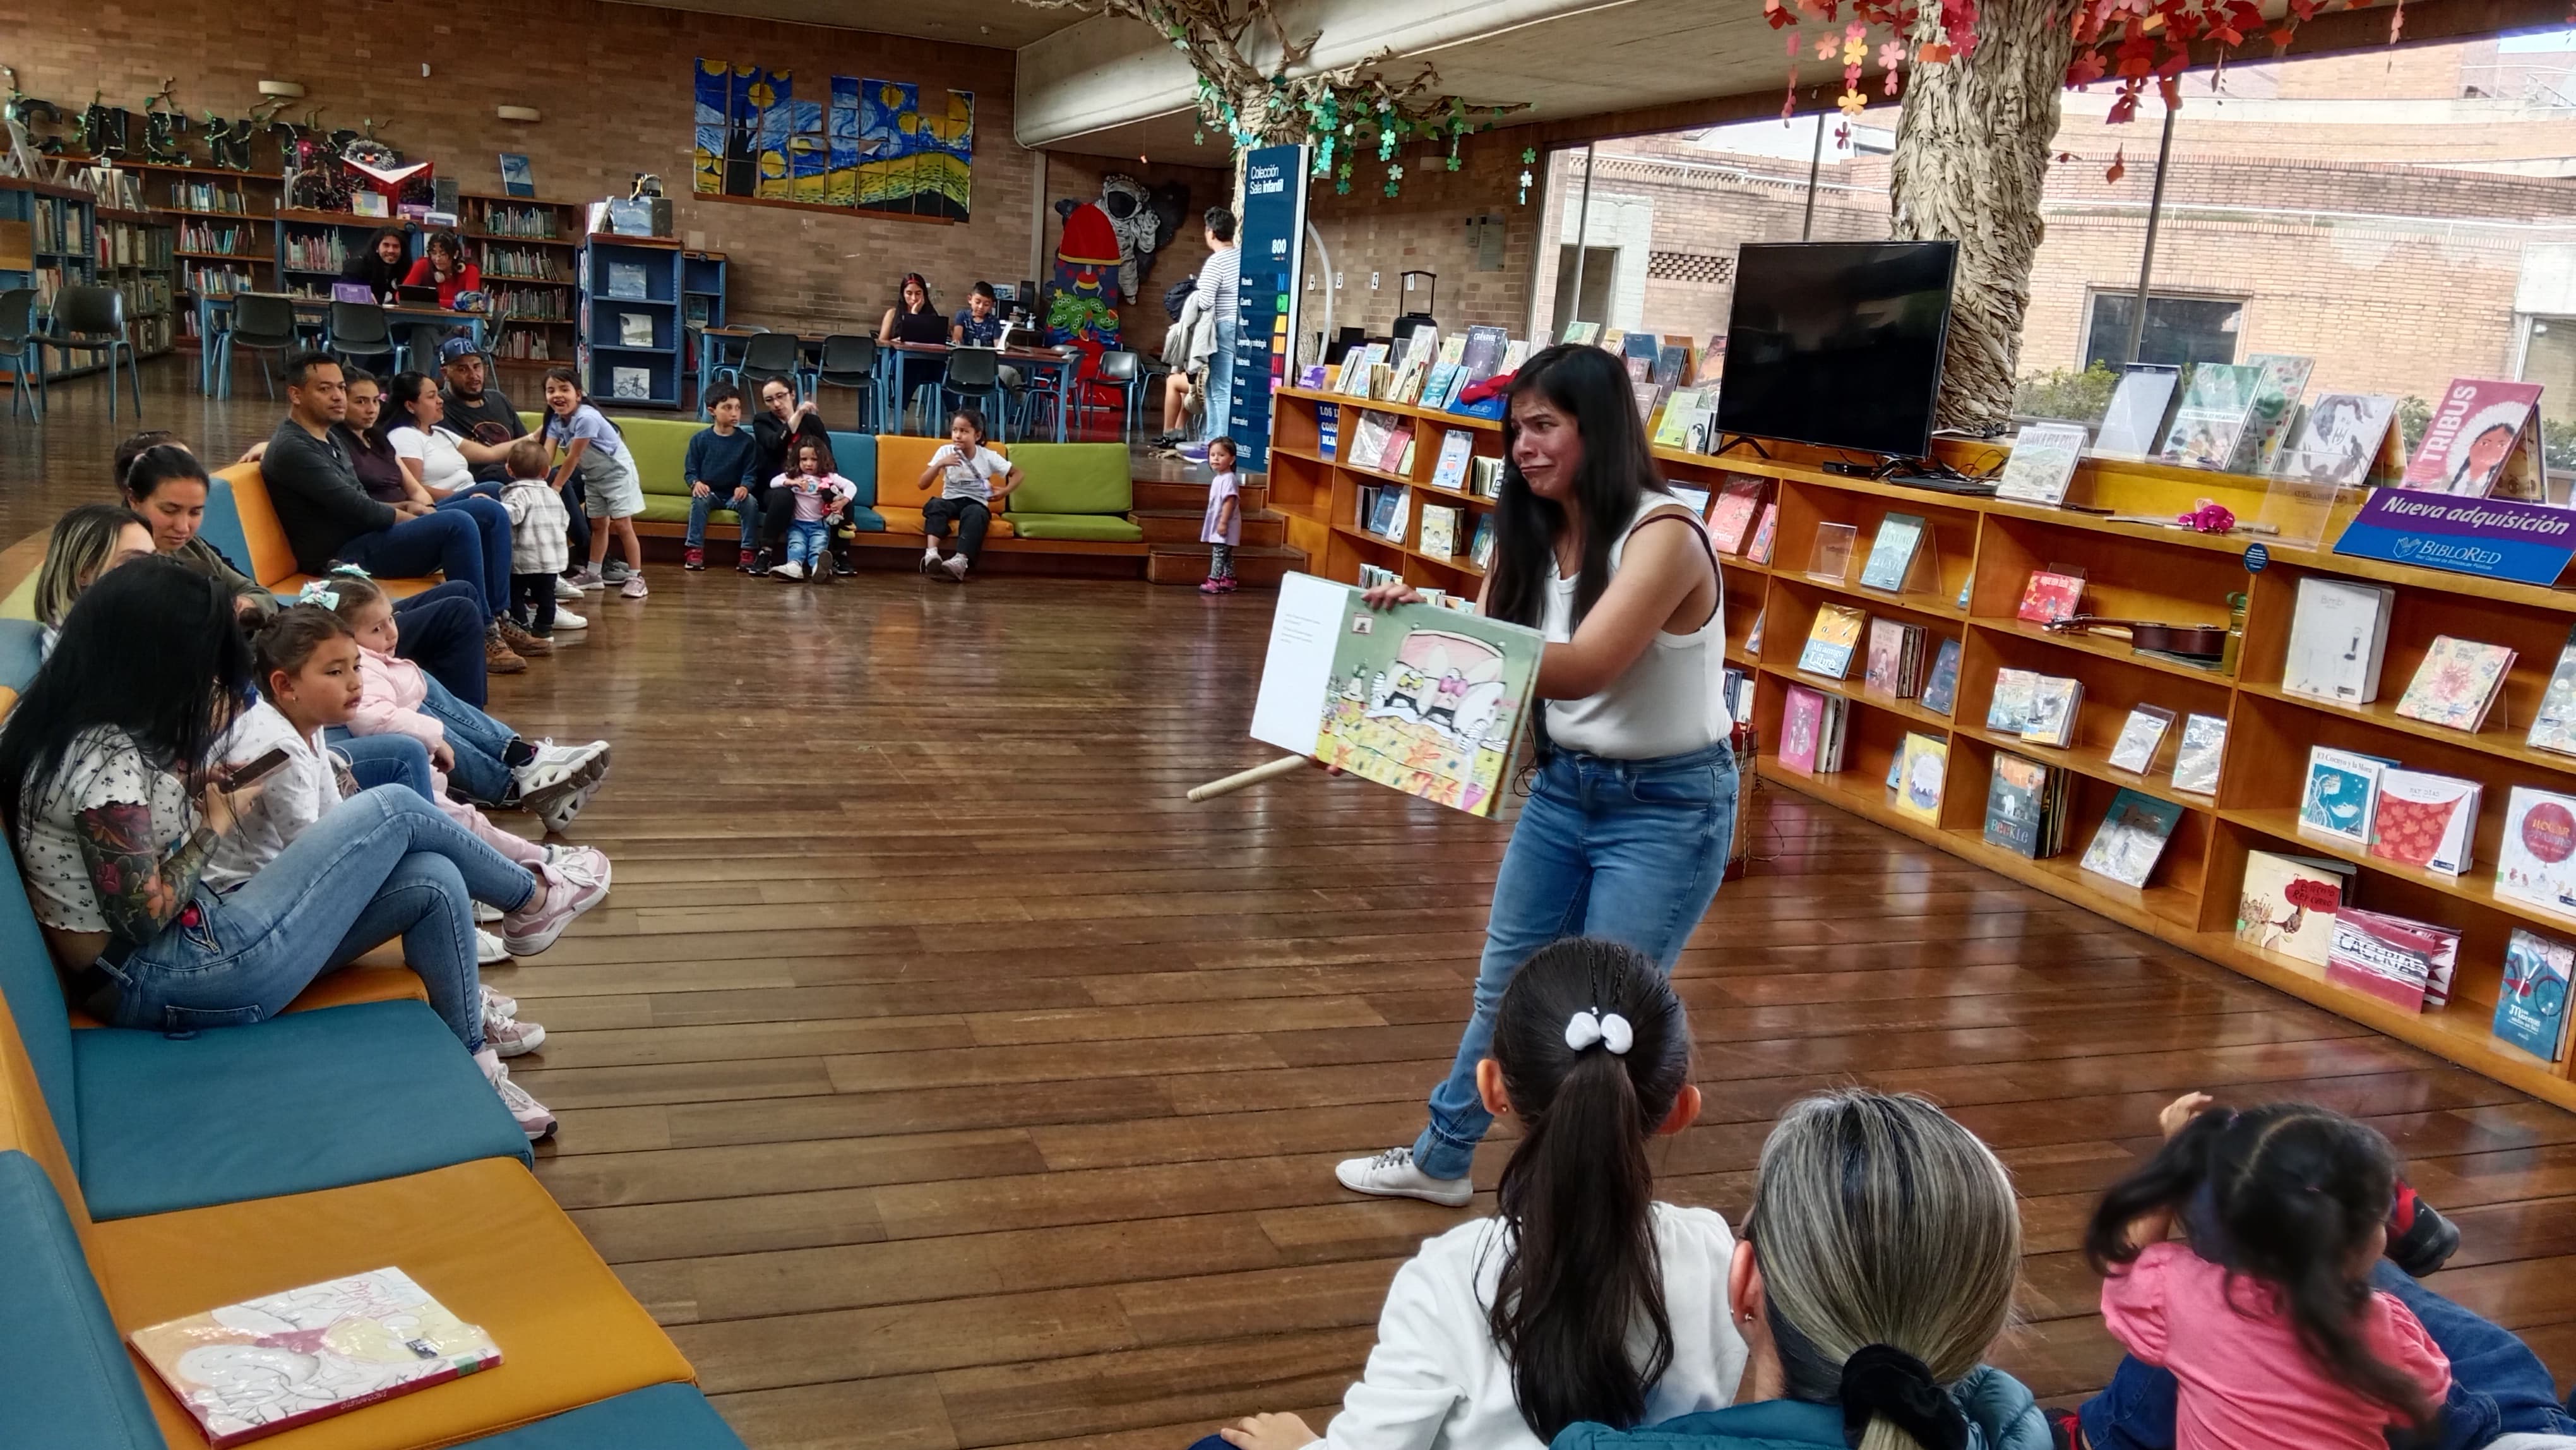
[194,296,489,394]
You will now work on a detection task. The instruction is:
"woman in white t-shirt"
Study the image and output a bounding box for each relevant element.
[386,371,515,500]
[1208,939,1746,1450]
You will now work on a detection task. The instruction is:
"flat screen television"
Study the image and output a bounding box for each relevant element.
[1712,241,1958,459]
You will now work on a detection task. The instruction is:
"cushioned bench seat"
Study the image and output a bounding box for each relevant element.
[226,465,443,601]
[874,433,1015,539]
[998,442,1145,543]
[609,416,888,536]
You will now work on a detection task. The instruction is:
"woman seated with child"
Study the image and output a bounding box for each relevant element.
[0,560,603,1138]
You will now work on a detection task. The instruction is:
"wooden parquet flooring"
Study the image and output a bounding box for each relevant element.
[12,368,2575,1449]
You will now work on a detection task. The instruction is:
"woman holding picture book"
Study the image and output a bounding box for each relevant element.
[1336,342,1735,1206]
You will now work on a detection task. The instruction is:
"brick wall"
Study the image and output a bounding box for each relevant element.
[8,0,1041,330]
[1039,153,1229,357]
[1302,133,1539,354]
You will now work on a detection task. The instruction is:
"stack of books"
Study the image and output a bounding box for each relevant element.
[1985,669,2082,748]
[1983,752,2073,860]
[1707,477,1768,556]
[1863,619,1928,699]
[1779,685,1851,775]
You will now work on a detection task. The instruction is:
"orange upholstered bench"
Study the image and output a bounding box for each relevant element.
[872,434,1015,540]
[222,461,443,601]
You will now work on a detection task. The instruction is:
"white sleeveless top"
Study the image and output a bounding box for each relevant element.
[1539,493,1727,760]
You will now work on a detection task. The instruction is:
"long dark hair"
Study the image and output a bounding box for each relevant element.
[2084,1102,2438,1429]
[119,444,208,505]
[386,369,441,434]
[1485,938,1691,1442]
[0,558,252,833]
[897,272,934,316]
[1486,344,1659,632]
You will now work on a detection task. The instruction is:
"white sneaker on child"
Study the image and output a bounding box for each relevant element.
[532,739,611,787]
[770,560,806,580]
[501,863,609,956]
[551,608,588,631]
[474,901,503,924]
[486,1015,547,1058]
[1334,1147,1473,1206]
[554,577,585,602]
[941,554,970,582]
[480,983,518,1021]
[475,928,510,965]
[475,1046,556,1141]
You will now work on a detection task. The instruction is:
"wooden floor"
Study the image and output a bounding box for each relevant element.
[18,366,2576,1447]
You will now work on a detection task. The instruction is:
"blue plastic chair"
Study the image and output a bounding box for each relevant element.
[0,289,44,420]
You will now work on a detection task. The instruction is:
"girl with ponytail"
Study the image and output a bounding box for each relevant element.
[1209,938,1746,1450]
[1554,1089,2048,1450]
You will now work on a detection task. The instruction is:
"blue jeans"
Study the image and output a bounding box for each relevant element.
[1200,314,1237,443]
[335,509,494,619]
[416,673,522,806]
[1411,739,1738,1179]
[104,787,534,1050]
[2078,1261,2576,1450]
[432,493,513,612]
[786,518,831,570]
[688,488,760,548]
[334,733,434,798]
[393,581,487,707]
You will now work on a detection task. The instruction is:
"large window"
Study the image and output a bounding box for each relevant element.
[2082,292,2245,371]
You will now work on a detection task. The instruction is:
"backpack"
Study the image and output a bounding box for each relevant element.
[1162,273,1196,322]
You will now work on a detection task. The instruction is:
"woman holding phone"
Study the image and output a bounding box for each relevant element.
[0,558,594,1046]
[1334,343,1734,1206]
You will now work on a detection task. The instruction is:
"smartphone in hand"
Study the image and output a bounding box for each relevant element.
[220,746,293,791]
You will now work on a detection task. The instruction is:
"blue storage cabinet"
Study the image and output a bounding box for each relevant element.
[581,237,683,409]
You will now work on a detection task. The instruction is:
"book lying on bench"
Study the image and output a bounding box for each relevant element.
[1249,573,1543,818]
[131,1267,501,1446]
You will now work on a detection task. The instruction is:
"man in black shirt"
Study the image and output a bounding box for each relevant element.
[441,336,589,577]
[264,351,534,669]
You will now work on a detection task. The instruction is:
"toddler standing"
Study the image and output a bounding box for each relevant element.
[767,440,857,582]
[498,439,571,640]
[1201,436,1241,595]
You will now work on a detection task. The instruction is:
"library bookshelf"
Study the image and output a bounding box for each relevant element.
[1269,383,2576,1111]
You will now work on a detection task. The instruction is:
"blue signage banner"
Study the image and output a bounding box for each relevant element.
[2332,488,2576,586]
[1226,144,1307,473]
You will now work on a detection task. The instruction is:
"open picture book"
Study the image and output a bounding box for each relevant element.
[1250,573,1545,818]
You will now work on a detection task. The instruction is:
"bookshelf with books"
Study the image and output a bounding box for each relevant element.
[1261,381,2576,1110]
[273,211,395,299]
[95,207,177,357]
[1266,386,1506,589]
[681,251,729,400]
[463,194,587,373]
[0,180,102,382]
[580,235,683,409]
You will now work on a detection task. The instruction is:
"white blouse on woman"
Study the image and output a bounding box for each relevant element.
[388,424,478,495]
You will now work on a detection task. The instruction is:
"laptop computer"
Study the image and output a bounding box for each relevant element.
[395,285,442,306]
[330,282,378,305]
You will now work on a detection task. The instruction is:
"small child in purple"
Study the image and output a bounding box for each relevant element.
[1200,436,1242,596]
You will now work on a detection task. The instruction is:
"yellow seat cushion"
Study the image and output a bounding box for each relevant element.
[95,1157,697,1450]
[66,966,427,1031]
[224,463,441,598]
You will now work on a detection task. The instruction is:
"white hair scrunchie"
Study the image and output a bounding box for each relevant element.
[1564,1009,1634,1055]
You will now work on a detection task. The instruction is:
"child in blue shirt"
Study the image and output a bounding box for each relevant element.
[683,383,760,572]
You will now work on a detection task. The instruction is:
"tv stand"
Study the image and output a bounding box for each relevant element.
[1708,435,1772,462]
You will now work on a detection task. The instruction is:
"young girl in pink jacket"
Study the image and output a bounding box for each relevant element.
[314,574,613,846]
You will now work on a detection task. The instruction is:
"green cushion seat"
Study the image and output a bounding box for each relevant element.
[1007,514,1147,542]
[1007,442,1133,515]
[71,998,534,1221]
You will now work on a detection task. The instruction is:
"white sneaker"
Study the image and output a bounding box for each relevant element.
[474,901,503,924]
[621,574,650,599]
[511,748,590,802]
[1335,1147,1472,1206]
[554,577,584,602]
[530,780,590,835]
[770,560,806,580]
[475,1046,556,1141]
[532,739,611,788]
[551,607,587,631]
[475,928,510,965]
[941,554,970,582]
[544,844,611,890]
[480,983,518,1021]
[501,862,609,956]
[486,1014,547,1058]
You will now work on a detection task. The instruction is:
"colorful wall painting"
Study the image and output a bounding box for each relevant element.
[693,61,972,221]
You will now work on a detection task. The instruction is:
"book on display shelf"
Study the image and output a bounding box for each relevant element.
[2282,577,2396,706]
[2402,378,2547,500]
[2496,787,2576,922]
[2369,770,2481,878]
[1376,421,1416,476]
[2236,849,2352,966]
[2529,628,2576,758]
[1707,477,1767,555]
[1652,387,1707,449]
[1864,618,1926,700]
[2078,788,2185,890]
[2394,637,2516,734]
[2327,909,2461,1014]
[1859,513,1929,593]
[1893,733,1948,824]
[1745,609,1766,657]
[1664,484,1711,517]
[1986,668,2040,735]
[1746,505,1779,565]
[1983,752,2066,860]
[1993,423,2089,507]
[1919,639,1962,717]
[2496,928,2576,1061]
[2168,713,2228,796]
[2020,676,2083,748]
[1780,686,1829,774]
[2094,364,2181,458]
[1419,505,1460,560]
[1798,603,1868,680]
[1469,515,1494,570]
[2274,393,2403,488]
[2016,570,2085,626]
[2227,353,2315,476]
[2106,705,2177,775]
[2298,746,2388,849]
[1430,430,1476,493]
[2159,362,2268,470]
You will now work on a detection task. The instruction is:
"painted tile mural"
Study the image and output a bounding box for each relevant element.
[695,60,971,220]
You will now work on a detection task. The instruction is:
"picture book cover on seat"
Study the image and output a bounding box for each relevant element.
[2079,788,2185,889]
[129,1267,501,1447]
[2277,393,2403,488]
[2395,637,2516,734]
[2496,786,2576,921]
[2327,908,2461,1014]
[2159,362,2267,470]
[1250,573,1544,818]
[2403,379,2546,498]
[2498,929,2576,1060]
[2236,849,2351,966]
[1993,422,2089,507]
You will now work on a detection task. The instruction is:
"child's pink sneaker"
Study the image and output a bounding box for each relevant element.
[501,863,608,956]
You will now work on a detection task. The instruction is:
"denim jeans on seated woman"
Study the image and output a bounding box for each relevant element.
[1410,739,1738,1181]
[2077,1260,2576,1450]
[97,786,534,1050]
